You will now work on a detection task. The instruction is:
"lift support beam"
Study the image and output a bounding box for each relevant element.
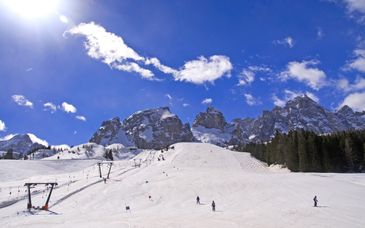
[24,182,58,211]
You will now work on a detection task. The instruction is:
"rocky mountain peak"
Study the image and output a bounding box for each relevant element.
[337,105,354,115]
[89,117,132,146]
[193,106,227,130]
[90,107,193,150]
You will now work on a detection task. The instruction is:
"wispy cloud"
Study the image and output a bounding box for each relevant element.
[272,89,319,107]
[337,76,365,92]
[274,36,295,48]
[280,60,327,90]
[76,115,87,121]
[43,102,57,113]
[67,22,153,79]
[342,0,365,23]
[244,93,261,106]
[347,49,365,72]
[201,98,213,105]
[11,95,33,108]
[0,120,6,132]
[237,65,271,86]
[68,22,233,84]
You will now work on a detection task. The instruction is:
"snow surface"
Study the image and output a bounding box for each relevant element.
[0,142,364,227]
[192,126,232,145]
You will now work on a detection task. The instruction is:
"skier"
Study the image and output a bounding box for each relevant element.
[313,195,318,207]
[211,200,216,211]
[196,196,200,204]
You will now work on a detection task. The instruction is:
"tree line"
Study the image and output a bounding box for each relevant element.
[236,129,365,172]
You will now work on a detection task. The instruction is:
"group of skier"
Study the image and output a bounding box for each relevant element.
[196,196,216,211]
[195,195,319,211]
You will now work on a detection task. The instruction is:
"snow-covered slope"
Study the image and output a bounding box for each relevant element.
[0,142,364,227]
[43,143,141,161]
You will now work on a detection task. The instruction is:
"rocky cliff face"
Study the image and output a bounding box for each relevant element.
[193,95,365,145]
[90,96,365,149]
[237,96,365,143]
[192,107,245,145]
[90,107,194,149]
[89,117,133,146]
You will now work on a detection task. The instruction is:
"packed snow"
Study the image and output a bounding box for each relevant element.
[0,142,364,228]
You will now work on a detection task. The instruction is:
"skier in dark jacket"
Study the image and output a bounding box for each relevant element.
[211,200,216,211]
[196,196,200,204]
[313,196,318,207]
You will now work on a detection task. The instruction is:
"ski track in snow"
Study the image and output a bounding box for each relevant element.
[0,142,364,228]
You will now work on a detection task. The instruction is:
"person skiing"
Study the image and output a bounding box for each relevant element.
[211,200,216,211]
[313,195,318,207]
[196,196,200,204]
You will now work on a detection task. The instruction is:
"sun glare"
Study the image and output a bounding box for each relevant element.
[2,0,60,19]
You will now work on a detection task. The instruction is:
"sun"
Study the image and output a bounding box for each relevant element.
[1,0,60,19]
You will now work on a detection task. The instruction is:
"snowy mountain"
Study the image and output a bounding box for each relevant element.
[0,133,48,156]
[90,107,194,149]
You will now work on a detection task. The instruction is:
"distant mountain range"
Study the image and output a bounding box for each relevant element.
[1,95,365,156]
[91,95,365,148]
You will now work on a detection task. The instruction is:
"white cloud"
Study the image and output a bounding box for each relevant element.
[76,115,87,121]
[201,98,213,105]
[280,60,327,90]
[0,120,6,132]
[348,49,365,72]
[43,102,57,113]
[11,95,33,108]
[337,76,365,92]
[60,102,77,113]
[272,95,286,107]
[237,65,271,86]
[238,69,255,86]
[173,55,232,84]
[145,57,177,74]
[343,0,365,13]
[272,89,319,107]
[339,92,365,111]
[274,36,295,48]
[182,103,190,107]
[244,93,261,106]
[67,22,154,79]
[68,22,233,84]
[113,62,154,78]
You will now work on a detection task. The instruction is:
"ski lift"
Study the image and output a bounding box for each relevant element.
[24,182,58,211]
[97,162,113,179]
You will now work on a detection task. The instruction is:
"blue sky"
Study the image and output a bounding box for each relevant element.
[1,0,365,145]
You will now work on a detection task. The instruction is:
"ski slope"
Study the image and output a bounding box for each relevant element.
[0,142,364,228]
